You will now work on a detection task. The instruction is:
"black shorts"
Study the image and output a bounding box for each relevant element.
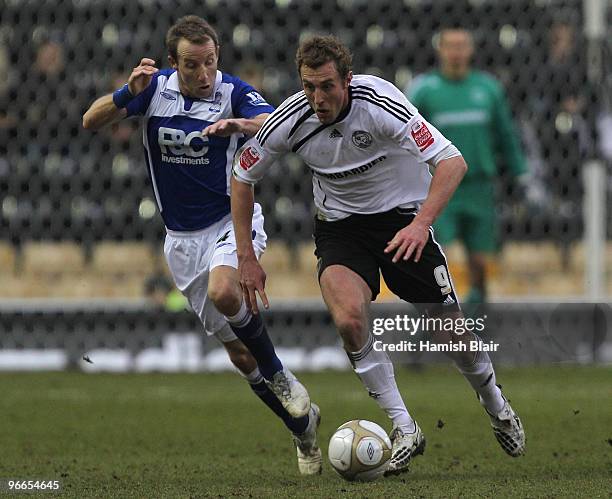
[314,207,460,313]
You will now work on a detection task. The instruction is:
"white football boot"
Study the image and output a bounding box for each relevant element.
[384,421,426,476]
[268,369,310,418]
[292,403,322,475]
[480,389,525,457]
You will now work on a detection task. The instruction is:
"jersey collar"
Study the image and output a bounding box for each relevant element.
[334,90,353,123]
[166,69,222,102]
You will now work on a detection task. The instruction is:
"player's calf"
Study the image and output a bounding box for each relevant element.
[222,338,257,374]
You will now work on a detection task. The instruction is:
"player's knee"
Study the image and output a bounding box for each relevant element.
[208,280,241,315]
[225,343,257,374]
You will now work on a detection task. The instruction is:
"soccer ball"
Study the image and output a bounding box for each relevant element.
[328,420,392,481]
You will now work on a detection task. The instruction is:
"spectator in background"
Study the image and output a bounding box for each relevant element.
[406,27,527,304]
[34,40,65,78]
[236,60,265,94]
[0,43,16,133]
[0,43,17,158]
[144,272,188,312]
[29,39,67,126]
[24,38,83,158]
[531,18,593,214]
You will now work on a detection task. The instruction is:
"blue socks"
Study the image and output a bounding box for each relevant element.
[228,302,308,433]
[246,368,309,434]
[226,301,283,381]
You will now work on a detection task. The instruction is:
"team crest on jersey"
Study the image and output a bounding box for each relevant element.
[411,121,434,152]
[239,146,261,170]
[351,130,372,149]
[209,91,222,113]
[160,91,177,101]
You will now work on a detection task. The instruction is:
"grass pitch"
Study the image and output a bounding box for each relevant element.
[0,366,610,498]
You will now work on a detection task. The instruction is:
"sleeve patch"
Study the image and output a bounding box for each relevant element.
[239,145,261,170]
[246,91,268,106]
[410,121,435,152]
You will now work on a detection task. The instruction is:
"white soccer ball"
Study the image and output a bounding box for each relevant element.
[328,420,392,481]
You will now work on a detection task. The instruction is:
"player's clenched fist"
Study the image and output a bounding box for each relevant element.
[128,58,158,96]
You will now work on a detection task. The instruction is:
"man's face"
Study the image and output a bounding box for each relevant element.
[438,30,473,78]
[169,38,219,99]
[300,61,352,125]
[36,41,65,76]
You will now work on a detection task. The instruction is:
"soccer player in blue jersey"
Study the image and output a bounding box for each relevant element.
[83,15,321,475]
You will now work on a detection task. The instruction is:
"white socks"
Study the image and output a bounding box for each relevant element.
[225,299,251,327]
[455,336,505,414]
[242,366,264,384]
[348,335,416,433]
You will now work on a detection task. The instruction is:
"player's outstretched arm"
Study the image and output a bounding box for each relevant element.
[385,155,467,263]
[202,113,270,138]
[82,58,158,131]
[231,176,269,314]
[82,94,127,131]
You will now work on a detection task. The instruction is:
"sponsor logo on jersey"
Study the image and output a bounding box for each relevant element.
[160,91,177,101]
[351,130,373,149]
[158,127,210,165]
[411,121,434,152]
[315,155,386,180]
[209,91,223,113]
[239,146,261,170]
[329,128,343,139]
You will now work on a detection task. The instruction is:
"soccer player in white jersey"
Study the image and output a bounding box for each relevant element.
[83,16,321,475]
[231,35,525,475]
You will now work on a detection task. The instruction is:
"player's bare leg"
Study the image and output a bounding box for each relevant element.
[320,265,424,475]
[221,338,258,374]
[319,265,371,352]
[429,310,525,456]
[208,266,243,317]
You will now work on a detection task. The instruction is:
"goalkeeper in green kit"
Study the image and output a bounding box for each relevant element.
[406,27,527,304]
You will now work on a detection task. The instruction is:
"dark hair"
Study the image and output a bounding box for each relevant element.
[166,15,219,61]
[295,35,352,80]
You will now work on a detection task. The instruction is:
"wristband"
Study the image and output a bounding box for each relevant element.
[112,84,134,109]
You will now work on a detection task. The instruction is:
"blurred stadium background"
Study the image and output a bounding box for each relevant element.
[0,0,610,372]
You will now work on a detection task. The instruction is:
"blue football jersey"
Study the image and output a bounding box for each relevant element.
[126,69,274,231]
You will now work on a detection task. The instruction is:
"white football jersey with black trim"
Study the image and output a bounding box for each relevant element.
[233,74,454,220]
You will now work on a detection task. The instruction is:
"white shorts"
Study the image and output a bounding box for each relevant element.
[163,204,267,343]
